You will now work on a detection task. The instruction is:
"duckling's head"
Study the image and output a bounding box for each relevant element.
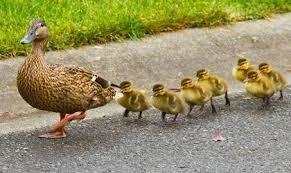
[181,78,194,89]
[237,58,250,70]
[258,63,272,73]
[152,84,166,96]
[247,71,259,82]
[21,19,48,44]
[120,81,133,93]
[196,69,209,80]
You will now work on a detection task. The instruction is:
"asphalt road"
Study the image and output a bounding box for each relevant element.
[0,87,291,173]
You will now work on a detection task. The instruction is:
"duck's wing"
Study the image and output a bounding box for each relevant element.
[48,64,111,88]
[47,64,116,111]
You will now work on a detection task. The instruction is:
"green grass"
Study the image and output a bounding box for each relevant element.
[0,0,290,59]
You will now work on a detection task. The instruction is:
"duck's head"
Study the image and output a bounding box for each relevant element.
[181,78,194,89]
[152,84,166,96]
[120,81,133,93]
[20,19,48,44]
[247,71,259,82]
[237,58,250,70]
[196,69,209,80]
[258,63,272,73]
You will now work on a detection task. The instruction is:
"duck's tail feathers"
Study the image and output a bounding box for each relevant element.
[95,76,120,88]
[110,83,121,88]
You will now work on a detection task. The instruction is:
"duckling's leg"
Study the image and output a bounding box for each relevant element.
[265,96,271,106]
[138,111,143,119]
[261,97,271,108]
[39,113,67,139]
[210,97,217,114]
[278,90,284,100]
[261,97,266,108]
[123,109,130,117]
[161,112,166,121]
[199,105,204,111]
[225,91,230,106]
[187,106,194,117]
[172,114,178,122]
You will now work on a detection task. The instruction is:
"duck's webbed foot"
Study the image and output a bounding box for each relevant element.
[39,129,66,139]
[39,112,86,139]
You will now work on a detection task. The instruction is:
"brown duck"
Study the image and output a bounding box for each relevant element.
[17,19,118,138]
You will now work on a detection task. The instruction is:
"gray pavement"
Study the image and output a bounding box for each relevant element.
[0,13,291,172]
[0,89,291,172]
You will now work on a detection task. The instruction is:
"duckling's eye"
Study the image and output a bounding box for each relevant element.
[41,24,44,27]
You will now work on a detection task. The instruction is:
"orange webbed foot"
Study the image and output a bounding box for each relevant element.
[39,130,66,139]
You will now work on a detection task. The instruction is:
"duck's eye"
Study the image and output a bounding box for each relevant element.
[41,24,44,27]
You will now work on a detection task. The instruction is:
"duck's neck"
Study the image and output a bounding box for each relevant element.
[27,39,48,66]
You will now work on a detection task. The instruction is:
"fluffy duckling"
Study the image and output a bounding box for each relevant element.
[258,63,287,100]
[180,78,216,115]
[151,84,186,122]
[244,70,275,105]
[232,58,255,82]
[117,81,151,119]
[196,69,230,106]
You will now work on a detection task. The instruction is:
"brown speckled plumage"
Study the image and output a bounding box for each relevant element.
[17,20,115,115]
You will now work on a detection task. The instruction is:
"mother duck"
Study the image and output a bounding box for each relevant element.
[18,19,118,139]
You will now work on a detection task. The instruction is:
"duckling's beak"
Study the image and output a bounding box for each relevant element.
[20,29,35,44]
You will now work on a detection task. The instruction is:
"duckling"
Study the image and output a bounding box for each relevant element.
[151,84,186,122]
[244,70,275,106]
[17,19,119,138]
[116,81,151,119]
[258,63,287,100]
[180,78,216,115]
[232,58,255,82]
[196,69,230,106]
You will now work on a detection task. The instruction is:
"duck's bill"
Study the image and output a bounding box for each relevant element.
[20,30,35,44]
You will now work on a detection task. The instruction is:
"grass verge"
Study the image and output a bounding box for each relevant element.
[0,0,290,59]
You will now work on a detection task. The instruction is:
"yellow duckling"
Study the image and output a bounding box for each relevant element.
[258,63,287,100]
[117,81,151,119]
[245,70,275,105]
[180,78,216,115]
[196,69,230,106]
[232,58,255,82]
[151,84,186,122]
